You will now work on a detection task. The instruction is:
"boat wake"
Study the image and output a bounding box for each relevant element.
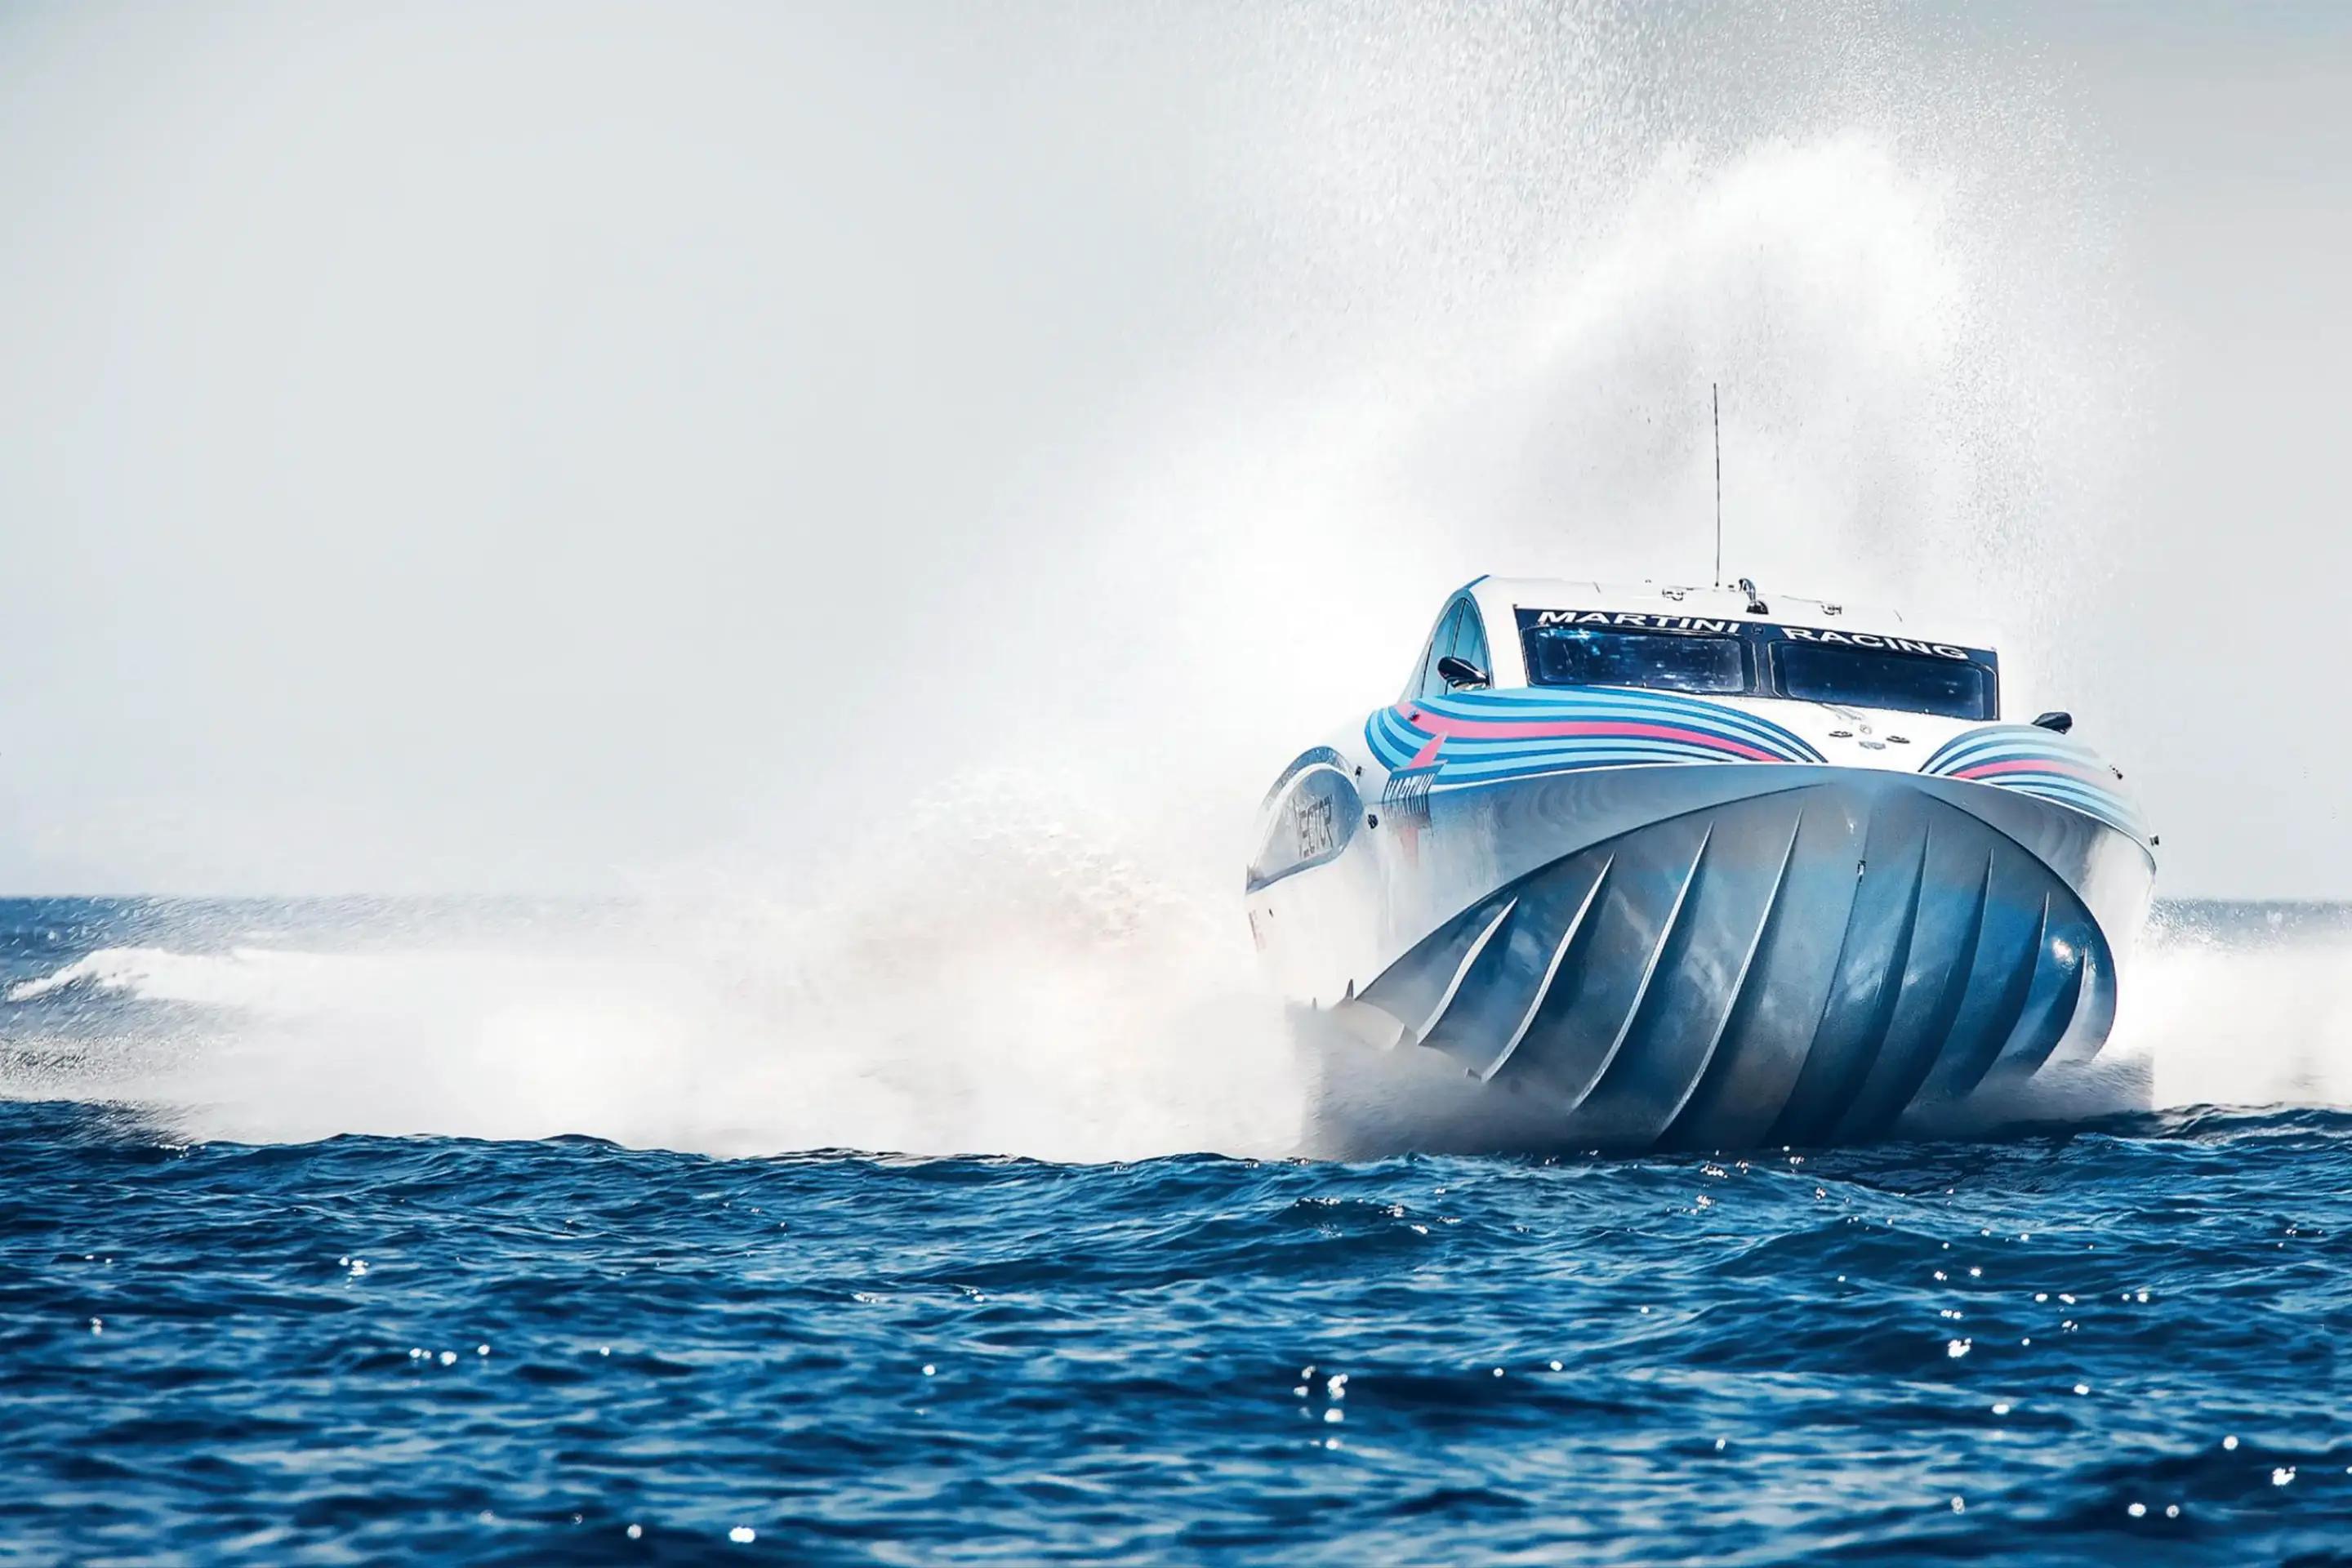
[1,826,2344,1160]
[0,777,1307,1160]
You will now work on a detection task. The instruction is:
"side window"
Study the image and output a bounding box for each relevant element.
[1446,598,1490,680]
[1411,602,1465,701]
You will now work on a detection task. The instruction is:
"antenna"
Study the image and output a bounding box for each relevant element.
[1711,382,1723,587]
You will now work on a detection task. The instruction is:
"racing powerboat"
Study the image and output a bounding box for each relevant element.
[1246,577,2156,1152]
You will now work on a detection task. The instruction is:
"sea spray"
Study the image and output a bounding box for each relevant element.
[0,2,2235,1152]
[0,777,1303,1158]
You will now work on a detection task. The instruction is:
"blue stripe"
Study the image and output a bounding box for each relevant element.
[1922,725,2104,775]
[1987,774,2145,826]
[1370,684,1833,778]
[1427,739,1775,769]
[1910,728,2152,844]
[1993,780,2148,840]
[1432,755,1731,788]
[1361,702,2153,845]
[1365,710,1424,768]
[1437,750,1763,782]
[1367,710,1414,752]
[1982,772,2127,813]
[1419,688,1824,761]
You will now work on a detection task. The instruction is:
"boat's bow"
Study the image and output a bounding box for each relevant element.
[1249,690,2154,1151]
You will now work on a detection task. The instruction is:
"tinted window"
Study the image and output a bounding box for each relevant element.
[1525,628,1744,694]
[1446,599,1490,679]
[1413,603,1467,700]
[1775,642,1993,719]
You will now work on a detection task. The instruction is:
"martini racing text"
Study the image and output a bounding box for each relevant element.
[1525,609,1969,661]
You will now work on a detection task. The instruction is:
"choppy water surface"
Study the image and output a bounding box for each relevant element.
[4,900,2350,1563]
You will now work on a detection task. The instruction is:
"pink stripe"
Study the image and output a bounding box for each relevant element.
[1396,705,1778,761]
[1407,732,1444,768]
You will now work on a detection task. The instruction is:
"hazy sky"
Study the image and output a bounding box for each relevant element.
[0,1,2345,898]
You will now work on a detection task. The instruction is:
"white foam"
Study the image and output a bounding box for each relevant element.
[7,945,398,1009]
[11,885,2340,1156]
[2107,919,2352,1111]
[4,775,1307,1159]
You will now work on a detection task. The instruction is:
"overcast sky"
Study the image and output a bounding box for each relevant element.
[0,1,2345,898]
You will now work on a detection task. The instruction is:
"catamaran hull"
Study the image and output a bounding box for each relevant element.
[1254,763,2154,1152]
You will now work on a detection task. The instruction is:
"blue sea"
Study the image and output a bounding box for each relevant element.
[3,898,2350,1564]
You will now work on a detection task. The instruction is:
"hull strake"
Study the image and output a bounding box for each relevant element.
[1350,772,2138,1151]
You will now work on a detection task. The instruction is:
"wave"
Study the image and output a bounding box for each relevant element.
[0,777,1308,1160]
[7,881,2346,1159]
[5,945,385,1007]
[2105,916,2352,1111]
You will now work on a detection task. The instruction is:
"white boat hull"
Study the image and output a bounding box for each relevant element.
[1250,760,2154,1152]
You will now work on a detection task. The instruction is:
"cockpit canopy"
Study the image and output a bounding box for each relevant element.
[1522,614,1997,719]
[1409,581,2002,722]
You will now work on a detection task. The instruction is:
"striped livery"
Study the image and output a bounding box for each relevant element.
[1249,579,2156,1156]
[1918,727,2151,847]
[1364,687,1826,787]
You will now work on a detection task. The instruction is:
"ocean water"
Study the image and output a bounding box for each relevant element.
[5,898,2351,1564]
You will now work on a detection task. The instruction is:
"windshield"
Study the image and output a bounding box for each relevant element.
[1775,641,1994,719]
[1525,627,1745,694]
